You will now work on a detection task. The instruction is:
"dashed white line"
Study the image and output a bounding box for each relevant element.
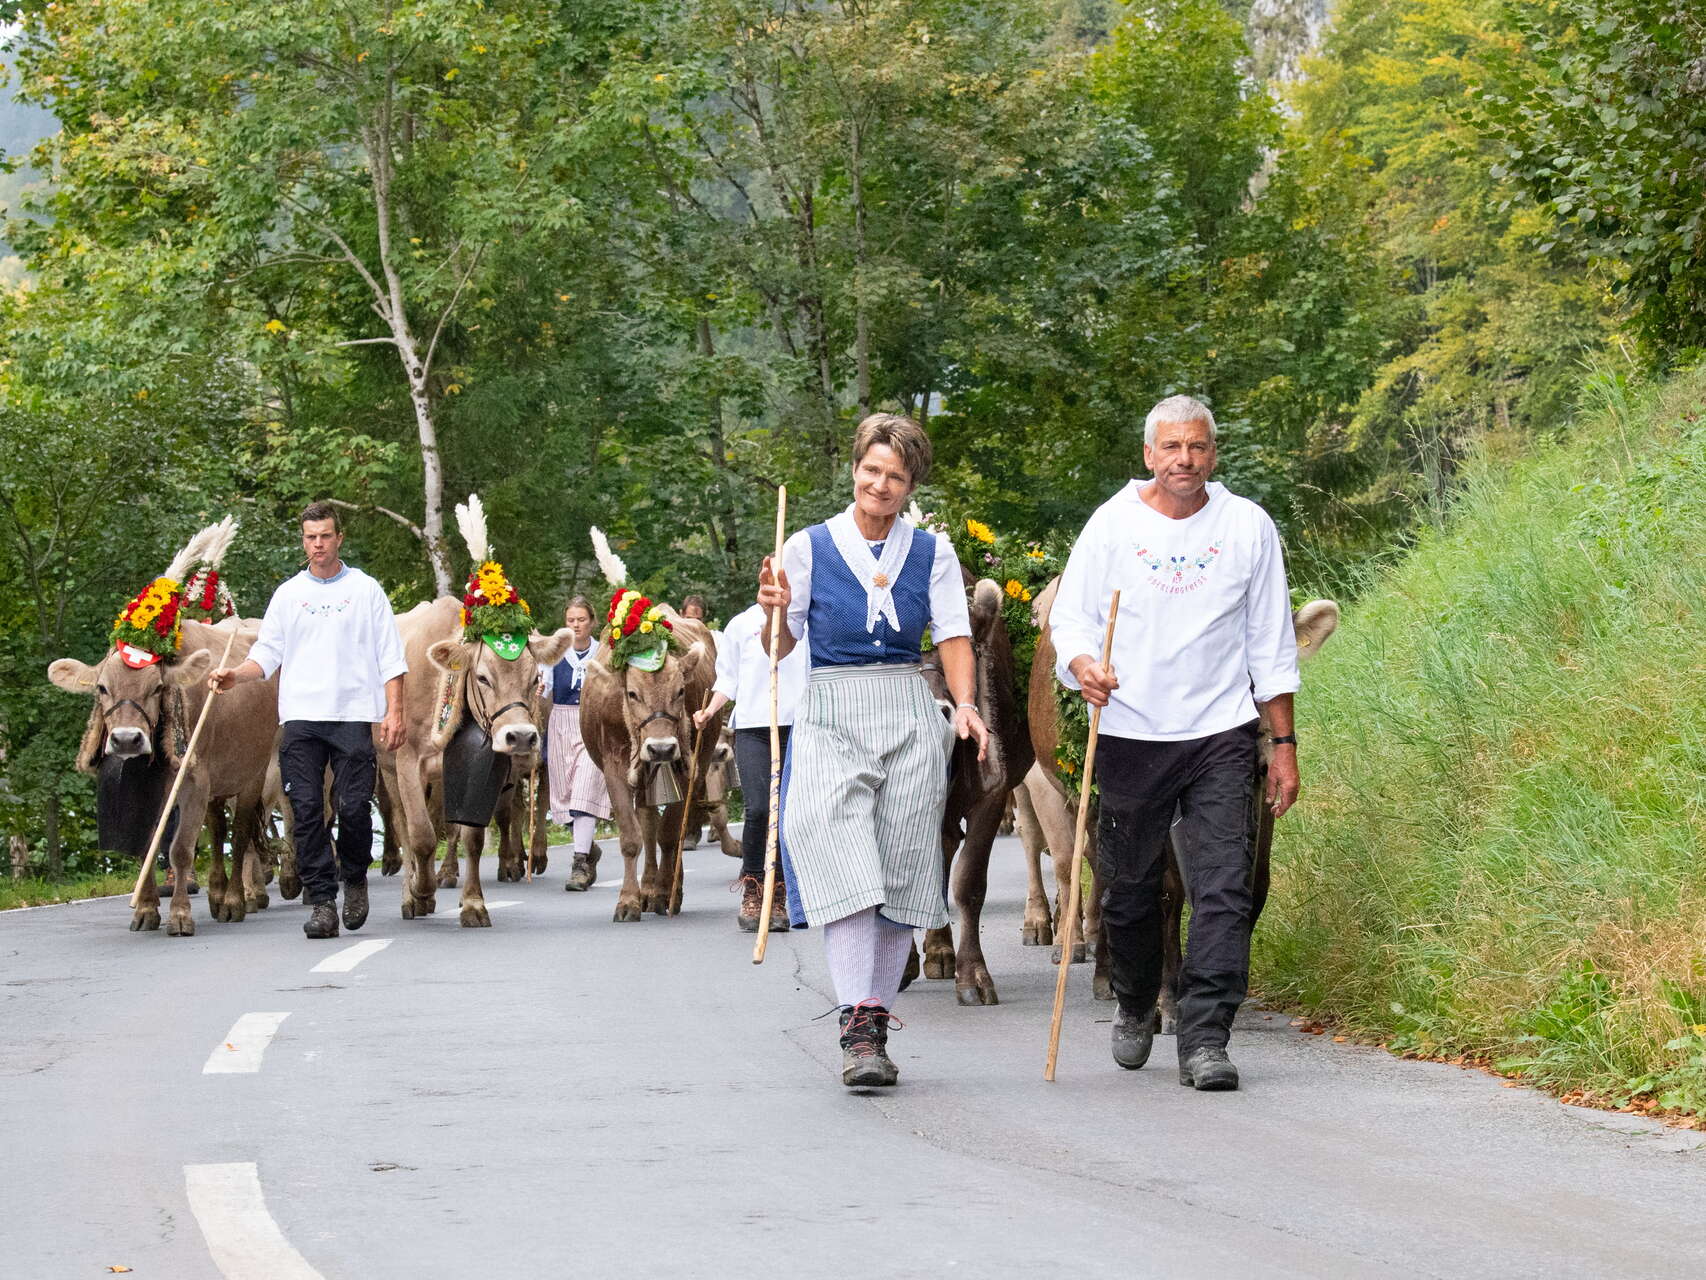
[430,898,521,919]
[203,1012,290,1075]
[310,938,393,973]
[185,1162,323,1279]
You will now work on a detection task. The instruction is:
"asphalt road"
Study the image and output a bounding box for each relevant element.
[3,832,1703,1279]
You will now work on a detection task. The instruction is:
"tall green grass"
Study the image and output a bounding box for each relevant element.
[1262,367,1706,1112]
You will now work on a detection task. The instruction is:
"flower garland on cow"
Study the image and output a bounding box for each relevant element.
[591,526,674,673]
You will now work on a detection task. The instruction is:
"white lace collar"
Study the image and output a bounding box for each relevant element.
[826,505,914,634]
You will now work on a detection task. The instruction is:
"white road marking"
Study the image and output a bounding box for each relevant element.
[203,1012,290,1075]
[185,1162,324,1280]
[309,938,393,973]
[430,898,520,919]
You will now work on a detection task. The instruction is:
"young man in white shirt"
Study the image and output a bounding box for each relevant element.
[693,601,809,931]
[210,502,408,939]
[1052,395,1300,1091]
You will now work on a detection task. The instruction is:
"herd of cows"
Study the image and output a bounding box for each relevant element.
[44,551,1337,1025]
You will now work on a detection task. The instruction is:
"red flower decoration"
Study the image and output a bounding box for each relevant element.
[507,588,518,603]
[463,593,477,608]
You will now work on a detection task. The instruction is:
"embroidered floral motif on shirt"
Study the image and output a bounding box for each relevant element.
[1138,543,1221,594]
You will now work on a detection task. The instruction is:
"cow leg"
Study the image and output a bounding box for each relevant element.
[166,782,209,937]
[529,765,551,875]
[438,824,461,888]
[924,828,959,980]
[216,800,246,923]
[377,778,402,876]
[709,800,741,858]
[495,780,523,883]
[237,802,269,911]
[392,752,439,919]
[1158,832,1186,1033]
[131,836,163,932]
[1015,781,1053,947]
[606,766,645,922]
[640,804,672,915]
[204,801,235,923]
[949,797,1002,1006]
[458,823,492,927]
[276,795,302,901]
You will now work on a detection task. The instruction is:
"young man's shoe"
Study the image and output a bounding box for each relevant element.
[303,902,339,939]
[341,878,369,931]
[1111,1007,1155,1070]
[1178,1046,1239,1091]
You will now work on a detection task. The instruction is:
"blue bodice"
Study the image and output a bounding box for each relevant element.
[805,522,937,667]
[550,648,594,705]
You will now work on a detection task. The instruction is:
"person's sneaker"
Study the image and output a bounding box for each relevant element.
[341,879,369,931]
[303,902,339,939]
[1112,1007,1155,1070]
[839,1002,900,1087]
[1178,1046,1239,1091]
[735,876,761,932]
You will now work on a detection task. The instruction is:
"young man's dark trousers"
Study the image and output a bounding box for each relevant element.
[279,720,377,907]
[733,725,790,881]
[1096,721,1260,1056]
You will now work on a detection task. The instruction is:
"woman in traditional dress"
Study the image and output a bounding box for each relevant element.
[758,413,988,1088]
[545,596,611,891]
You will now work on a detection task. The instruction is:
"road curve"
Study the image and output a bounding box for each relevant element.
[3,834,1702,1279]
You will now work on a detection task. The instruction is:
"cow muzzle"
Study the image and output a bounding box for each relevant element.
[492,722,539,755]
[641,736,679,763]
[106,727,151,757]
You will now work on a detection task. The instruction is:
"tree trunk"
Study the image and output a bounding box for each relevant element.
[850,116,871,418]
[10,834,28,880]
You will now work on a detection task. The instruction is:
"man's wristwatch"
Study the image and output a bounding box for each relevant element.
[1269,733,1297,746]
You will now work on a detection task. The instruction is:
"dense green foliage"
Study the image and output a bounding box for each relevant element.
[1262,366,1706,1111]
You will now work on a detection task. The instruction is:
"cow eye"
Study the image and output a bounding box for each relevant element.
[477,674,492,686]
[626,689,639,701]
[97,684,108,696]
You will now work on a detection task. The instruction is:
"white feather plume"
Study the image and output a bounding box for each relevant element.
[198,515,238,571]
[589,526,627,588]
[163,523,215,582]
[455,494,491,564]
[905,501,925,526]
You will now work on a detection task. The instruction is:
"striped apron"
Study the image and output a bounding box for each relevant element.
[547,705,611,821]
[780,663,954,930]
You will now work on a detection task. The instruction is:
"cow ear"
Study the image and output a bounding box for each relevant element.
[47,658,98,693]
[167,649,215,687]
[584,656,612,684]
[428,638,468,672]
[527,627,576,668]
[970,578,1002,635]
[1293,599,1340,660]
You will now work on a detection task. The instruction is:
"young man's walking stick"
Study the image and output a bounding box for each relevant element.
[1044,590,1121,1081]
[130,624,242,908]
[669,692,713,915]
[752,485,788,964]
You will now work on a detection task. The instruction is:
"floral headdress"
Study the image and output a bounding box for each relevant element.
[591,526,674,672]
[455,495,532,651]
[110,517,239,664]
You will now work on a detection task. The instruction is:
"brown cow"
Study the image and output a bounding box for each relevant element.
[915,577,1035,1005]
[578,612,723,921]
[378,597,574,927]
[48,618,280,935]
[1027,576,1340,1024]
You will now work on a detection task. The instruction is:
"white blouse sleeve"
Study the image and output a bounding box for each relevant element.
[1052,507,1113,690]
[927,532,972,643]
[711,611,744,702]
[781,528,813,642]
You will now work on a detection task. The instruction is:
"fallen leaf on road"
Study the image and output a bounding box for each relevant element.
[225,1043,236,1050]
[107,1268,132,1274]
[1332,1036,1347,1043]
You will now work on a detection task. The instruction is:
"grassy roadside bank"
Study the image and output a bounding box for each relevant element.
[1262,367,1706,1116]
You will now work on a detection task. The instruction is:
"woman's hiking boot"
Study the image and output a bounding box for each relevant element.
[768,875,790,933]
[838,1002,900,1088]
[735,876,761,932]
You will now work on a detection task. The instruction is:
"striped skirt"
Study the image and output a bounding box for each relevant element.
[547,704,611,821]
[780,663,953,930]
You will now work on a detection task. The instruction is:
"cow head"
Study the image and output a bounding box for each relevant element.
[427,627,575,757]
[586,636,711,774]
[47,648,212,768]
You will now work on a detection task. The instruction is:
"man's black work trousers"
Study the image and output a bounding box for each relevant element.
[279,720,377,907]
[733,725,790,881]
[1096,720,1260,1056]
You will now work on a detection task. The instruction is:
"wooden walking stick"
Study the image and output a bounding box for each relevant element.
[753,485,788,964]
[130,624,242,908]
[670,691,713,915]
[1044,590,1121,1081]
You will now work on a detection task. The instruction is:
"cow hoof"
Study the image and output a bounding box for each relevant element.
[1051,942,1089,966]
[530,851,549,875]
[957,982,999,1007]
[248,890,269,911]
[460,904,491,928]
[612,900,643,923]
[923,952,953,981]
[437,867,459,889]
[279,872,302,901]
[402,892,437,919]
[381,855,402,876]
[1158,1009,1178,1034]
[1020,922,1053,947]
[899,946,921,993]
[1095,974,1116,1003]
[131,907,160,932]
[167,913,196,937]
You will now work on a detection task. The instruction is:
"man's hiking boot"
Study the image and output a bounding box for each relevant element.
[839,1002,900,1088]
[1112,1007,1155,1070]
[736,876,762,932]
[341,878,369,931]
[303,902,339,939]
[1179,1046,1239,1091]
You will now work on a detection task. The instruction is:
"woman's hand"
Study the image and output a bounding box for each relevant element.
[954,704,989,762]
